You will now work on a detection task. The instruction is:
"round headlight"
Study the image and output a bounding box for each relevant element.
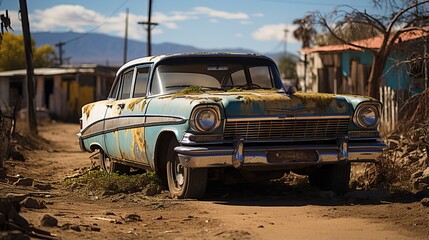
[195,109,218,131]
[354,104,380,128]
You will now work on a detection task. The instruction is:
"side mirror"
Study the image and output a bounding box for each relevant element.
[285,85,297,95]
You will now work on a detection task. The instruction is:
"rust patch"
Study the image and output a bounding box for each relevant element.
[140,100,147,111]
[293,92,336,110]
[131,128,145,160]
[127,98,144,111]
[83,103,95,119]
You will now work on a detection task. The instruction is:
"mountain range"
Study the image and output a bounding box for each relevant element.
[32,32,292,66]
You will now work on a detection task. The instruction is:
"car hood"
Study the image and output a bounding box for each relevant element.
[190,90,373,117]
[148,90,376,120]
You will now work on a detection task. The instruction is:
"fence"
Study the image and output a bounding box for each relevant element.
[379,86,398,134]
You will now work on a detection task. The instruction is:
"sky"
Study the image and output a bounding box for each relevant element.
[1,0,374,54]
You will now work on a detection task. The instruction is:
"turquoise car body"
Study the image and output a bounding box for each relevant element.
[78,53,385,192]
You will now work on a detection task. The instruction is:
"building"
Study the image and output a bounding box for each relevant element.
[297,29,429,100]
[0,65,116,122]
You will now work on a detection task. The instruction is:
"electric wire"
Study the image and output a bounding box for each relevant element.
[63,0,129,44]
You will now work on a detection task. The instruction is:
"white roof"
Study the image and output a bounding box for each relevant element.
[116,52,268,76]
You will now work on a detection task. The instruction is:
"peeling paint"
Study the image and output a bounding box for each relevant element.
[140,100,147,111]
[83,103,94,119]
[127,98,144,111]
[293,92,336,110]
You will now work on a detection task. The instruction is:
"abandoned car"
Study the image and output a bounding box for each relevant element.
[78,53,386,198]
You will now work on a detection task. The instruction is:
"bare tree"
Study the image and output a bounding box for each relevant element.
[314,0,429,99]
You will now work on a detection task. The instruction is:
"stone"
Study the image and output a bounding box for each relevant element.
[20,197,46,209]
[104,211,115,216]
[89,226,101,232]
[6,193,29,203]
[41,214,58,227]
[70,225,81,232]
[61,223,81,232]
[125,213,141,222]
[13,178,34,187]
[420,198,429,207]
[143,183,161,196]
[33,182,52,190]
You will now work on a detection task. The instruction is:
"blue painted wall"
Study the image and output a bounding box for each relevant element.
[340,50,412,91]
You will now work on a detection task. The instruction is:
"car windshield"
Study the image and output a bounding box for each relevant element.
[150,57,278,95]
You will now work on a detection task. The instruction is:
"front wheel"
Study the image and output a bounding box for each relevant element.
[166,138,207,199]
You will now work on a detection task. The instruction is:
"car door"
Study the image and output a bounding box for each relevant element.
[118,65,151,166]
[103,68,135,160]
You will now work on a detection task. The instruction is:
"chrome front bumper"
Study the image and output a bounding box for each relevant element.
[175,138,386,169]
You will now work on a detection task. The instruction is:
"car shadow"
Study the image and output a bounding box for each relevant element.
[201,181,420,207]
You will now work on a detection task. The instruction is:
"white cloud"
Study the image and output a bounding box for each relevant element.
[193,7,248,20]
[252,24,298,43]
[31,5,104,32]
[236,33,243,38]
[9,4,259,41]
[21,4,195,40]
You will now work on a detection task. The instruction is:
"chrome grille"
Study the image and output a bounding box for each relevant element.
[224,117,350,141]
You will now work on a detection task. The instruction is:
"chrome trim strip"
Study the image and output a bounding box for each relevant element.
[226,115,351,122]
[80,114,186,139]
[175,141,386,168]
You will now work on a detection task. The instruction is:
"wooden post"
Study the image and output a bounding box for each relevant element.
[19,0,38,135]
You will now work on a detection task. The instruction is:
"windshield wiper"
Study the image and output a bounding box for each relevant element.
[165,85,223,91]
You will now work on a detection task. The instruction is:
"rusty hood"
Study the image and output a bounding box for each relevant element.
[205,90,367,117]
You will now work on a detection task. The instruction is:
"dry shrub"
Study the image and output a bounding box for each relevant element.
[66,168,160,194]
[375,89,429,192]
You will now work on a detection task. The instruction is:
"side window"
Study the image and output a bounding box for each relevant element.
[249,66,273,88]
[108,78,121,99]
[229,69,246,86]
[119,69,134,99]
[133,67,150,98]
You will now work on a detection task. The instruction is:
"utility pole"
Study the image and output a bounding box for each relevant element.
[123,8,129,64]
[55,41,65,66]
[138,0,158,56]
[19,0,37,135]
[284,29,289,58]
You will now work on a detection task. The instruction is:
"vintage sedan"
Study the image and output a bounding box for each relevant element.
[78,53,386,198]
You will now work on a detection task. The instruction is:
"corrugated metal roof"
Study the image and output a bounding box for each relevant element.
[300,28,429,54]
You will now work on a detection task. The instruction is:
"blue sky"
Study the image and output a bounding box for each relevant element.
[1,0,373,54]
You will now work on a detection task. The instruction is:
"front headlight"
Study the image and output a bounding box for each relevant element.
[353,102,381,129]
[190,105,221,132]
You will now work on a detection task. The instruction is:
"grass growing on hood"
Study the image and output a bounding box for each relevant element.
[66,167,160,194]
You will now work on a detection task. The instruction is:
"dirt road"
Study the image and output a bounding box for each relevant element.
[2,122,428,239]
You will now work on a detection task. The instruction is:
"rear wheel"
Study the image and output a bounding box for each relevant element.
[166,138,207,199]
[308,162,351,194]
[99,149,130,175]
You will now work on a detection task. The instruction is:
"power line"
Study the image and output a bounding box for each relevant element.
[63,0,129,44]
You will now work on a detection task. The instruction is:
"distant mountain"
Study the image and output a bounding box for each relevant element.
[33,32,287,66]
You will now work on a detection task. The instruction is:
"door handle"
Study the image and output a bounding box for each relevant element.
[118,103,125,109]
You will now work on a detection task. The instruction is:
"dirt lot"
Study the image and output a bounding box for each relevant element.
[1,122,429,239]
